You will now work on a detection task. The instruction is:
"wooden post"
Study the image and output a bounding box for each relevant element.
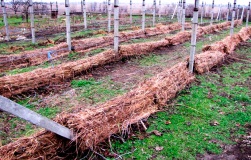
[182,0,186,31]
[159,0,161,19]
[226,2,230,21]
[0,96,74,140]
[29,0,35,43]
[1,0,9,41]
[56,1,58,12]
[189,0,200,73]
[230,0,236,36]
[114,0,119,53]
[210,0,214,25]
[108,0,111,32]
[142,0,146,30]
[236,5,240,19]
[65,0,71,51]
[153,0,156,26]
[200,2,204,24]
[247,2,250,27]
[130,0,132,24]
[50,2,53,13]
[83,0,87,30]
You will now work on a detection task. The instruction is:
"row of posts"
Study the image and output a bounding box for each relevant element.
[1,0,251,71]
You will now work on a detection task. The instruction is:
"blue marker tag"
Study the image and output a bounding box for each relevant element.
[47,51,52,60]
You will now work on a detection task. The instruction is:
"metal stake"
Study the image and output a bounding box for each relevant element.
[153,0,156,26]
[182,0,186,31]
[130,0,133,24]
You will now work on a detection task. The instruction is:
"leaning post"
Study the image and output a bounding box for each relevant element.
[247,2,250,27]
[108,0,111,32]
[182,0,186,31]
[189,0,200,73]
[230,0,236,36]
[65,0,71,51]
[142,0,146,30]
[130,0,132,24]
[114,0,119,53]
[1,0,9,41]
[153,0,156,26]
[210,0,214,25]
[29,0,35,43]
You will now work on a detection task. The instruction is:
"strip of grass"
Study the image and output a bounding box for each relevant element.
[111,45,251,159]
[71,78,125,104]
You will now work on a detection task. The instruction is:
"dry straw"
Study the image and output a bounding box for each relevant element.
[0,21,239,97]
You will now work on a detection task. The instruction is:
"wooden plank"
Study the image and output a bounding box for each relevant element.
[0,96,74,140]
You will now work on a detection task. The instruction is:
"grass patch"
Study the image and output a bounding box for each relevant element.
[111,46,251,159]
[71,78,125,104]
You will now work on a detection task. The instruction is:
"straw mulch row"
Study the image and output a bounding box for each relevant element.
[0,21,237,97]
[0,62,195,160]
[0,23,187,73]
[194,26,251,74]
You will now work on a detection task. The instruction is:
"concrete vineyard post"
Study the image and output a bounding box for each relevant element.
[247,2,250,27]
[230,0,236,36]
[142,0,146,30]
[189,0,200,73]
[65,0,71,51]
[153,0,156,26]
[226,2,230,21]
[210,0,214,25]
[114,0,119,53]
[108,0,111,32]
[178,1,181,23]
[29,0,35,43]
[83,0,87,30]
[130,0,132,24]
[56,1,58,12]
[159,0,161,19]
[201,2,204,24]
[240,6,244,22]
[216,4,221,21]
[1,0,9,41]
[0,96,74,140]
[182,0,186,31]
[171,3,178,20]
[237,5,240,19]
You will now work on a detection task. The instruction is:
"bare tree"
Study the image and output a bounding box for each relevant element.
[10,0,22,14]
[20,0,30,22]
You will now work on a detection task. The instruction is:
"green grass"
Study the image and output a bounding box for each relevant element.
[110,47,251,159]
[0,16,23,27]
[71,78,125,104]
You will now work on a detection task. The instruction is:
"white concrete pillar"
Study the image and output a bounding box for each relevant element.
[114,0,119,53]
[83,0,87,30]
[210,0,214,25]
[201,2,204,24]
[65,0,71,51]
[130,0,132,24]
[226,2,230,21]
[230,0,236,36]
[159,0,161,19]
[182,0,186,31]
[29,0,35,43]
[189,0,200,73]
[108,0,111,32]
[142,0,146,30]
[246,2,250,27]
[1,0,9,41]
[236,5,240,19]
[153,0,156,26]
